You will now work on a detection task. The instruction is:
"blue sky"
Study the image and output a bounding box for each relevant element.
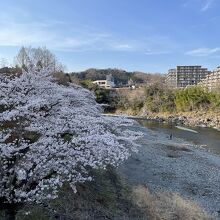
[0,0,220,73]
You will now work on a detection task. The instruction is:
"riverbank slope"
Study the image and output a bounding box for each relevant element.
[114,109,220,129]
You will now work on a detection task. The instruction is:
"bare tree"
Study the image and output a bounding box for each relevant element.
[15,46,65,72]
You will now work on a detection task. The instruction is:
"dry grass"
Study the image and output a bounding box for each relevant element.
[132,185,212,220]
[118,87,146,103]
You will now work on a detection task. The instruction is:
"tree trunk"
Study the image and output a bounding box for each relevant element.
[4,205,16,220]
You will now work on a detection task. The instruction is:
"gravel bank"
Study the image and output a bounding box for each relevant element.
[118,124,220,219]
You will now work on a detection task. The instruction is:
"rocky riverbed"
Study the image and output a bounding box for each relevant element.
[115,110,220,130]
[118,124,220,219]
[145,112,220,129]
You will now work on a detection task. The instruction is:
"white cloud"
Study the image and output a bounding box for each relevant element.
[0,18,132,52]
[0,24,52,47]
[182,0,214,11]
[0,19,176,55]
[201,0,214,11]
[0,7,177,55]
[110,43,135,51]
[145,50,171,55]
[186,47,220,56]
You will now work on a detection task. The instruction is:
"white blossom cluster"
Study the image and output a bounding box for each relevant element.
[0,67,142,204]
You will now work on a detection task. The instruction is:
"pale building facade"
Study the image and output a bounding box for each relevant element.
[166,65,210,88]
[166,69,177,87]
[199,66,220,91]
[92,74,115,89]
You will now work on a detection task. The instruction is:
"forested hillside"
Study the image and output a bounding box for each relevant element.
[70,68,164,86]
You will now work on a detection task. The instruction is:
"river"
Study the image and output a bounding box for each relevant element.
[137,119,220,155]
[118,119,220,218]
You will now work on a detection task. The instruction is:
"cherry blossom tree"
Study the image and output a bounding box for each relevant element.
[0,65,142,219]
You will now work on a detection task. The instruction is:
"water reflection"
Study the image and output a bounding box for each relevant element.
[137,120,220,155]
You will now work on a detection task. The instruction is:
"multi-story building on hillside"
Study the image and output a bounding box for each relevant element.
[166,69,177,87]
[199,66,220,91]
[92,74,115,89]
[166,65,210,88]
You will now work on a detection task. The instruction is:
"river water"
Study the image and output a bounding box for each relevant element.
[118,119,220,218]
[137,119,220,155]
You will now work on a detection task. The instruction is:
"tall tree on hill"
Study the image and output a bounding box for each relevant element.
[15,46,65,72]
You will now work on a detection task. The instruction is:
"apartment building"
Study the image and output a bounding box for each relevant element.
[200,66,220,91]
[166,68,177,87]
[166,65,210,88]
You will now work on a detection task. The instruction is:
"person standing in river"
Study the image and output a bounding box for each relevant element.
[169,134,173,140]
